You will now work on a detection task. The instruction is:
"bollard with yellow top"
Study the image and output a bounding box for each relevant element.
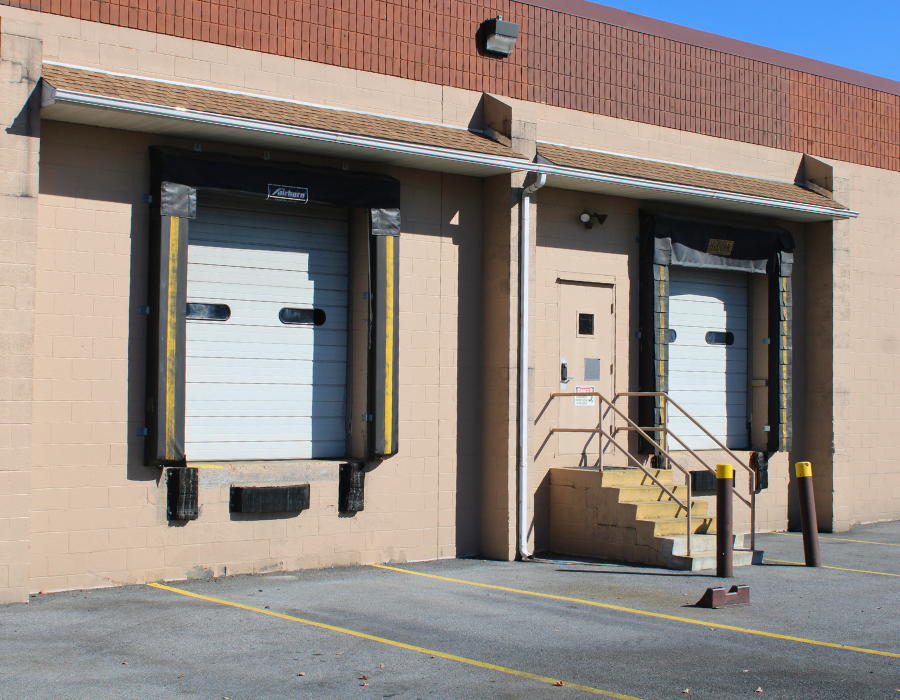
[716,463,734,578]
[795,462,821,567]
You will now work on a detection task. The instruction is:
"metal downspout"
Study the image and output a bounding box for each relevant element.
[518,172,547,560]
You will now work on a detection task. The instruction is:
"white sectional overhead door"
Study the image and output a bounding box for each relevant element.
[185,195,349,461]
[668,267,749,450]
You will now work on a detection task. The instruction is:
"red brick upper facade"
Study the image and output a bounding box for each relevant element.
[5,0,899,172]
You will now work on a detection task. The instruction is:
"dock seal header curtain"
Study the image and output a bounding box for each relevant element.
[145,147,401,465]
[638,211,794,456]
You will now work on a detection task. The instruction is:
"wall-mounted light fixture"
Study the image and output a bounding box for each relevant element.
[580,211,608,229]
[481,16,519,56]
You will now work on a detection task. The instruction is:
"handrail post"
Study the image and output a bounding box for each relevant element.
[598,396,604,472]
[661,393,668,470]
[612,390,758,554]
[750,475,756,552]
[686,471,692,557]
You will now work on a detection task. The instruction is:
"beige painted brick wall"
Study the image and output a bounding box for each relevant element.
[29,119,482,591]
[0,15,42,604]
[829,161,900,529]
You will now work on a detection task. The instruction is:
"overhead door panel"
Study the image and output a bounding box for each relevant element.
[668,267,748,451]
[185,195,349,461]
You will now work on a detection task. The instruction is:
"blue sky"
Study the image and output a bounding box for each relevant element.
[591,0,900,82]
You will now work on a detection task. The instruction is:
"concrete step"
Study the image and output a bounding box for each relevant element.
[637,515,716,537]
[615,484,689,503]
[663,548,764,571]
[599,468,674,488]
[659,533,746,556]
[625,499,709,519]
[548,465,762,572]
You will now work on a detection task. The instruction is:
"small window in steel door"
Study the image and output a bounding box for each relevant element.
[577,313,594,337]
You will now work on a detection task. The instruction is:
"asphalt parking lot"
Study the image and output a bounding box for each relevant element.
[1,522,898,700]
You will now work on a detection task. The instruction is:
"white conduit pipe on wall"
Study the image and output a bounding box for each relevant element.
[518,172,547,560]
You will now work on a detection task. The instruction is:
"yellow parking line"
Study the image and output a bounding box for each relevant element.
[373,565,900,660]
[773,533,900,547]
[764,558,900,577]
[148,582,643,699]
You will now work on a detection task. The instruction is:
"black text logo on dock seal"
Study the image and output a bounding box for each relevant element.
[707,238,734,256]
[268,184,309,202]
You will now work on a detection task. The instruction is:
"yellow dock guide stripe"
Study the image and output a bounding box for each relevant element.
[764,558,900,577]
[373,565,900,660]
[149,582,643,699]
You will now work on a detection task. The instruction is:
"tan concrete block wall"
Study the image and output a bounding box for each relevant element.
[0,15,42,604]
[478,173,520,561]
[29,119,482,592]
[828,161,900,530]
[532,187,639,551]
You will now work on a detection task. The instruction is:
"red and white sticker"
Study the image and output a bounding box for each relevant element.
[575,386,596,407]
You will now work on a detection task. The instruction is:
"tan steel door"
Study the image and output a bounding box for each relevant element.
[558,282,613,462]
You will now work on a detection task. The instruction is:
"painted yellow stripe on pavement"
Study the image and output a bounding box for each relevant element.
[765,558,900,577]
[373,565,900,660]
[774,533,900,547]
[149,582,642,699]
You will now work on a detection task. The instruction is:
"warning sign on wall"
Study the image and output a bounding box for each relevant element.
[574,386,596,407]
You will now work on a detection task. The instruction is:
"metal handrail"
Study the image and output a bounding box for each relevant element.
[614,392,754,476]
[549,391,697,556]
[612,427,751,508]
[613,391,756,551]
[546,389,758,556]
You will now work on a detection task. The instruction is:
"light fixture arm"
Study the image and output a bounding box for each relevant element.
[580,210,608,229]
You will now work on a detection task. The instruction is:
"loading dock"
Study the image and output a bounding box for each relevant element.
[668,267,750,450]
[185,196,351,460]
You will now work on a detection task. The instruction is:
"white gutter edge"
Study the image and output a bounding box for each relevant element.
[517,172,547,561]
[42,60,481,135]
[44,88,531,172]
[535,162,859,219]
[42,86,858,220]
